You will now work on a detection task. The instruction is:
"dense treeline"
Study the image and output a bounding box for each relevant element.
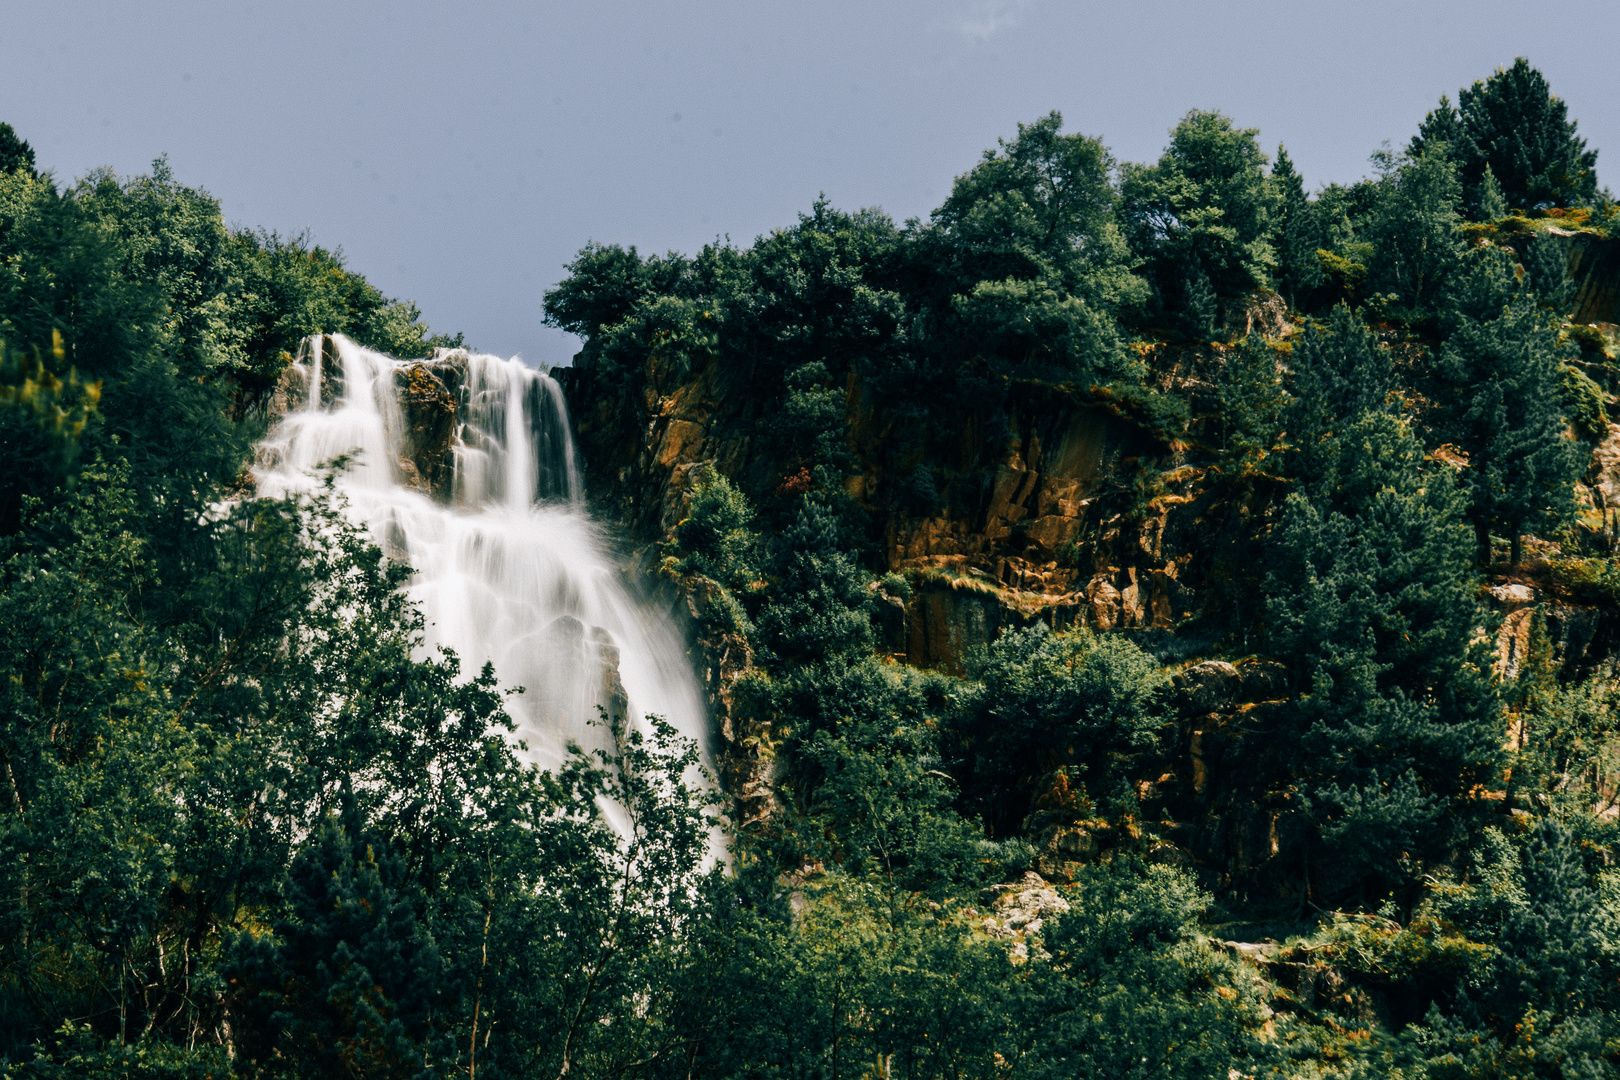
[2,58,1619,1078]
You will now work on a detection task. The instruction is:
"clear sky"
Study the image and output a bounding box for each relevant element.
[6,0,1615,366]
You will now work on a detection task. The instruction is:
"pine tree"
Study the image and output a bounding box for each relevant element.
[1478,163,1508,221]
[226,820,450,1077]
[1366,148,1466,314]
[1439,246,1584,564]
[1283,303,1394,498]
[1215,330,1284,472]
[1267,410,1498,892]
[1409,94,1466,161]
[1180,260,1218,341]
[1523,229,1573,314]
[1457,58,1598,212]
[1270,146,1322,308]
[0,123,33,175]
[1266,304,1499,895]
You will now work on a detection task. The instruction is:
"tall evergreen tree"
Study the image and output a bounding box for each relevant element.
[229,820,450,1078]
[1478,163,1508,221]
[1439,245,1584,564]
[1270,145,1322,308]
[1214,330,1284,472]
[1409,94,1465,162]
[1180,259,1218,340]
[1416,60,1599,216]
[1459,58,1598,211]
[1523,229,1573,314]
[1268,406,1498,895]
[1283,303,1394,495]
[1263,305,1500,897]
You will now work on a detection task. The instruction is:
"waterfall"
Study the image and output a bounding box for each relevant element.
[252,334,709,796]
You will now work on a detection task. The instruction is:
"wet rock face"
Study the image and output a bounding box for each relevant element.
[393,357,464,496]
[639,566,780,829]
[266,337,468,499]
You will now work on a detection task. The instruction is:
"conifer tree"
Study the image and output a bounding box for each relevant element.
[1439,246,1583,564]
[1215,330,1284,472]
[1267,304,1498,895]
[1459,58,1598,211]
[1478,163,1508,221]
[1120,110,1278,302]
[1267,418,1497,893]
[1523,229,1573,314]
[1270,146,1322,307]
[1409,94,1465,161]
[1180,260,1218,340]
[229,820,450,1077]
[1412,62,1597,214]
[1283,303,1394,496]
[1366,147,1466,314]
[0,123,33,175]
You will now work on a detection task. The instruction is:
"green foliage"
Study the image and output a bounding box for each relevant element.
[666,855,1261,1080]
[0,333,101,500]
[1523,229,1573,314]
[1015,860,1267,1079]
[228,820,450,1077]
[1267,307,1500,892]
[795,663,992,890]
[1365,145,1466,316]
[672,463,760,591]
[931,111,1141,309]
[950,623,1167,837]
[1215,330,1284,471]
[11,78,1620,1078]
[1121,109,1278,306]
[1416,58,1599,215]
[1438,245,1585,563]
[1179,260,1218,340]
[929,111,1145,381]
[1561,363,1609,440]
[1478,163,1508,221]
[1402,822,1620,1076]
[755,499,876,663]
[15,1024,230,1079]
[1282,303,1394,491]
[0,124,35,177]
[1271,145,1325,306]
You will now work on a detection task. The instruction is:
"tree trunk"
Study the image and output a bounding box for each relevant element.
[1476,520,1493,567]
[1510,531,1523,567]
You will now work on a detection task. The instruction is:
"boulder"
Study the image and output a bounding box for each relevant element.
[982,871,1072,959]
[1174,660,1240,714]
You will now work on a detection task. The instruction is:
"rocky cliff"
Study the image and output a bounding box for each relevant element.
[556,311,1620,892]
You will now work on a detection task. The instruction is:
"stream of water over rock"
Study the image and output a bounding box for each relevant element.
[252,334,709,790]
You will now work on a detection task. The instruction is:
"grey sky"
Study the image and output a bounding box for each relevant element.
[7,0,1616,366]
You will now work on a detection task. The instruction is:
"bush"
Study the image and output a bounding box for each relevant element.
[1562,362,1611,439]
[951,623,1167,837]
[671,463,760,590]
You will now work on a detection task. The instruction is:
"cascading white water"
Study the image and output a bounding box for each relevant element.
[253,334,709,794]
